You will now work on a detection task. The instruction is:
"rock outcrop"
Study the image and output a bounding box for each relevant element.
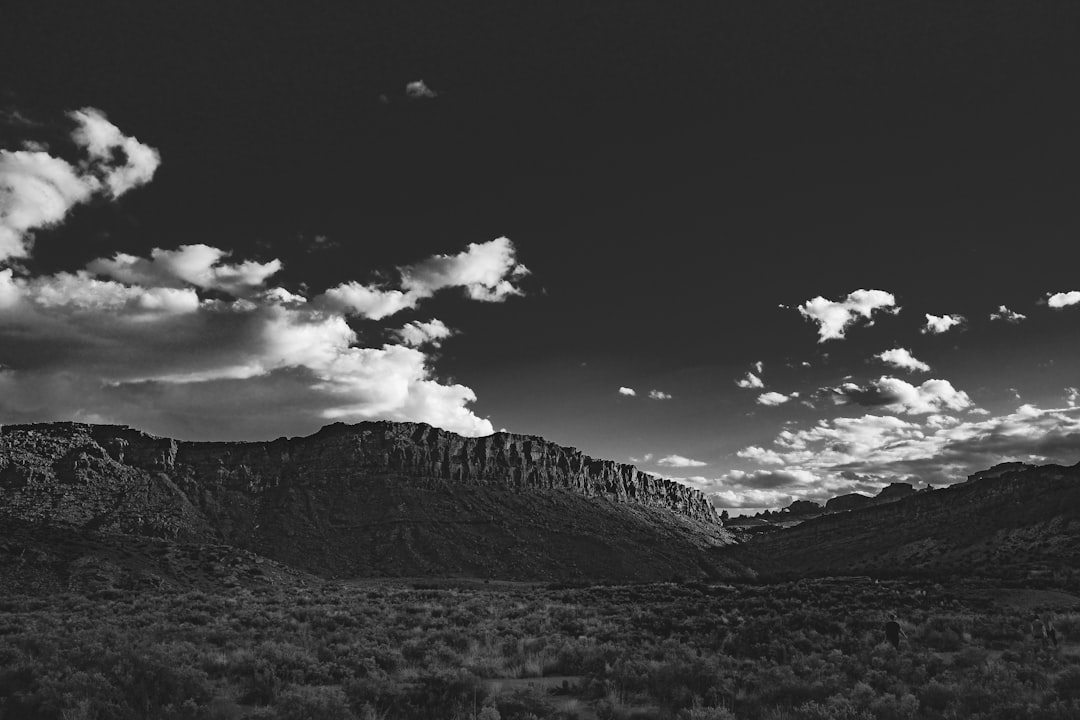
[0,421,735,581]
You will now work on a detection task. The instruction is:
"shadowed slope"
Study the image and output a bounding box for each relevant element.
[0,421,740,582]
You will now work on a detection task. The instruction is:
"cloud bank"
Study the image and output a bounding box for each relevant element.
[0,109,529,440]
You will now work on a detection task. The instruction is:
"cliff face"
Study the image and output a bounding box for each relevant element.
[0,421,733,581]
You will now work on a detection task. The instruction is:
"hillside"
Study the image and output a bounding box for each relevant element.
[0,421,740,582]
[727,461,1080,587]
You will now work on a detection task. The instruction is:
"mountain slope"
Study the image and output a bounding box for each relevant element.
[0,421,740,582]
[726,461,1080,587]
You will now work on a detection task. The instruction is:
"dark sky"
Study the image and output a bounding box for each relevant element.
[3,2,1080,511]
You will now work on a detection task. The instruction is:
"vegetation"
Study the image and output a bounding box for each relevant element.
[2,578,1080,719]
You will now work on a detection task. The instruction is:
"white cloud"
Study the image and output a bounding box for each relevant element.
[824,376,971,415]
[0,108,159,264]
[922,313,965,334]
[797,289,898,342]
[1067,387,1080,408]
[989,305,1026,323]
[315,236,528,320]
[648,389,672,400]
[405,80,439,100]
[752,360,763,374]
[394,319,452,348]
[399,236,529,302]
[0,239,531,438]
[875,347,930,373]
[657,454,707,468]
[757,391,792,406]
[70,108,161,196]
[736,371,764,389]
[736,445,785,465]
[88,244,282,296]
[1048,291,1080,309]
[618,386,636,396]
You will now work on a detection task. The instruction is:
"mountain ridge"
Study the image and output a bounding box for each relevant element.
[0,420,736,582]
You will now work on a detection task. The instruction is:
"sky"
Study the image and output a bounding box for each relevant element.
[3,2,1080,513]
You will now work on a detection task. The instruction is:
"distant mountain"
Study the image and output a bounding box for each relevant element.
[0,421,741,583]
[726,462,1080,587]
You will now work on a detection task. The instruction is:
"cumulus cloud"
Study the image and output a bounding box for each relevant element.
[0,108,159,264]
[797,289,898,342]
[657,454,707,468]
[990,305,1026,323]
[823,376,971,415]
[736,371,764,389]
[315,236,528,320]
[648,389,672,400]
[724,401,1080,510]
[1067,387,1079,408]
[757,391,792,406]
[88,244,282,297]
[405,80,439,100]
[1048,291,1080,309]
[618,387,636,396]
[922,313,965,334]
[393,319,452,348]
[875,347,930,373]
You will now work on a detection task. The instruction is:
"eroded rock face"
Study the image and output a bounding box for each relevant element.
[0,421,731,581]
[1,420,718,529]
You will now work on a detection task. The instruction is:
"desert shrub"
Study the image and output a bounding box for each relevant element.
[274,685,356,720]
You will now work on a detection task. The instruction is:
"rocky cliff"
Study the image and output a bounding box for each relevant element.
[0,421,734,581]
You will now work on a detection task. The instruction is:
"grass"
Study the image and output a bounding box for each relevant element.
[1,578,1080,719]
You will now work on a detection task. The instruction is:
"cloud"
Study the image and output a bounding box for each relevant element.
[989,305,1026,323]
[657,454,707,468]
[875,347,930,373]
[1067,387,1079,408]
[405,80,439,100]
[823,376,971,415]
[0,108,159,264]
[736,371,764,389]
[648,389,672,400]
[736,445,785,465]
[315,236,528,320]
[0,231,529,438]
[1048,291,1080,309]
[618,387,636,396]
[88,244,282,297]
[729,403,1080,510]
[69,108,161,196]
[757,391,792,406]
[922,313,965,334]
[797,289,898,342]
[393,319,452,348]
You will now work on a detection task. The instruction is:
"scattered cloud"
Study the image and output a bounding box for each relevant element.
[756,391,792,406]
[736,371,764,389]
[752,360,763,374]
[989,305,1026,323]
[657,454,707,468]
[88,245,282,297]
[618,387,636,397]
[1067,387,1080,408]
[823,376,971,415]
[1048,291,1080,309]
[393,319,452,348]
[875,347,930,373]
[736,445,785,465]
[0,108,159,264]
[648,389,672,400]
[797,289,898,342]
[922,313,965,334]
[405,80,439,100]
[316,236,529,320]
